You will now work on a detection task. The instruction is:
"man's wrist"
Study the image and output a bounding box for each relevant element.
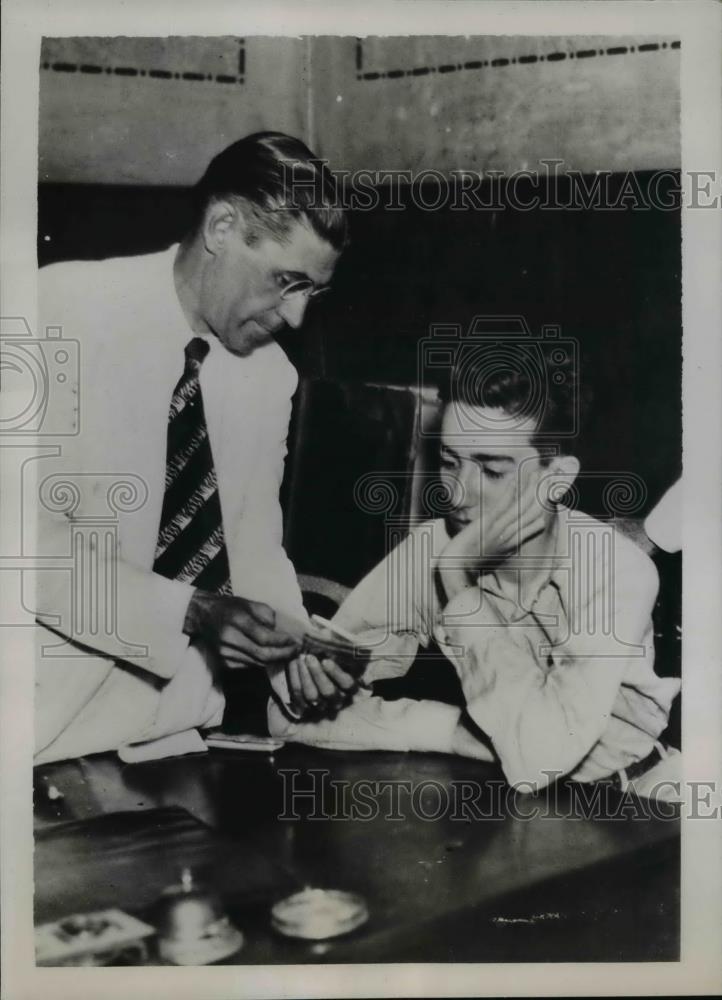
[451,715,495,762]
[437,564,464,605]
[437,564,477,609]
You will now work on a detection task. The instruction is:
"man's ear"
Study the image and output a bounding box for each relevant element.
[201,199,238,256]
[541,455,579,511]
[546,454,580,506]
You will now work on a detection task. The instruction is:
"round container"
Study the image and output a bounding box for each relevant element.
[271,888,369,941]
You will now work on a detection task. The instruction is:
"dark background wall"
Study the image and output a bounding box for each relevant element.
[38,175,681,581]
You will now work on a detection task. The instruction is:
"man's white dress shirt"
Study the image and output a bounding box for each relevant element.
[34,245,306,763]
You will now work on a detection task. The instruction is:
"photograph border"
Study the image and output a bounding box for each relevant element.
[2,1,721,997]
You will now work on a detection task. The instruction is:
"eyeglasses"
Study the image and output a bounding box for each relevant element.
[277,274,331,302]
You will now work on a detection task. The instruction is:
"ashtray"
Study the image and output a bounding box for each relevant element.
[271,887,369,940]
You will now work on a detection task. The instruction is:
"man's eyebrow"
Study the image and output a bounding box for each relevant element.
[441,445,514,464]
[470,452,515,464]
[276,269,310,281]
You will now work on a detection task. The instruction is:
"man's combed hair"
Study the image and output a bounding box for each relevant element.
[192,131,348,250]
[439,342,590,461]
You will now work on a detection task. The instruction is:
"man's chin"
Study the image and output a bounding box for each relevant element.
[445,514,470,537]
[225,322,276,357]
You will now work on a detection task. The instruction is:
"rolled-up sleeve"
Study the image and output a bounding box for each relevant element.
[35,504,196,680]
[269,689,461,754]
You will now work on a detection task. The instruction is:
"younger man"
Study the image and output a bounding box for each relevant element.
[270,347,681,799]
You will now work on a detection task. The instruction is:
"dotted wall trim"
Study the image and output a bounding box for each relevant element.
[355,39,680,82]
[41,39,245,85]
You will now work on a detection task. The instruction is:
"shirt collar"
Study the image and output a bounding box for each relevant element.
[163,243,217,354]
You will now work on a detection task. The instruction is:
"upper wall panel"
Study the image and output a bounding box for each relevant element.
[311,35,680,174]
[39,36,312,184]
[39,34,680,185]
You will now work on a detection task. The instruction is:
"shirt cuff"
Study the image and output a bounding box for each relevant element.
[118,728,208,763]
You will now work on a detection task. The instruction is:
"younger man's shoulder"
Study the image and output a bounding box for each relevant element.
[562,508,659,599]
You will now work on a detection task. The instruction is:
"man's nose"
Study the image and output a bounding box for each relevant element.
[277,295,309,330]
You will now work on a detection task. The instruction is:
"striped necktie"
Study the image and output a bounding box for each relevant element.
[153,337,233,595]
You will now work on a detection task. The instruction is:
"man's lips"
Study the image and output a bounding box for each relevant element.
[255,320,284,335]
[447,512,473,527]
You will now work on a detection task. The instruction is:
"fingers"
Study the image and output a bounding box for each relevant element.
[287,657,308,713]
[516,509,546,548]
[238,599,299,647]
[317,659,358,693]
[219,601,301,662]
[493,467,543,545]
[307,656,357,714]
[219,626,299,665]
[244,617,299,649]
[246,625,300,655]
[218,638,297,668]
[195,594,300,669]
[303,655,337,701]
[503,491,546,552]
[516,467,546,539]
[287,655,357,718]
[217,645,259,669]
[242,598,276,628]
[493,478,528,539]
[298,655,324,706]
[489,475,521,529]
[287,656,325,716]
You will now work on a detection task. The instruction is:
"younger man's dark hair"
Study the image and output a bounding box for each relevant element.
[191,131,347,250]
[438,342,591,463]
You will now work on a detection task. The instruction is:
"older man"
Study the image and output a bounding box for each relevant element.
[34,132,354,763]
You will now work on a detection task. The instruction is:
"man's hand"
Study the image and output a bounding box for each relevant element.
[287,653,359,718]
[184,591,361,715]
[183,590,301,668]
[439,472,545,602]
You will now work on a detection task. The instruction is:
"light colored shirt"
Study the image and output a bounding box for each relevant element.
[34,246,306,764]
[269,510,680,788]
[645,478,682,553]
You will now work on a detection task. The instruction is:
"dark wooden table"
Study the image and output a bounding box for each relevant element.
[34,745,679,963]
